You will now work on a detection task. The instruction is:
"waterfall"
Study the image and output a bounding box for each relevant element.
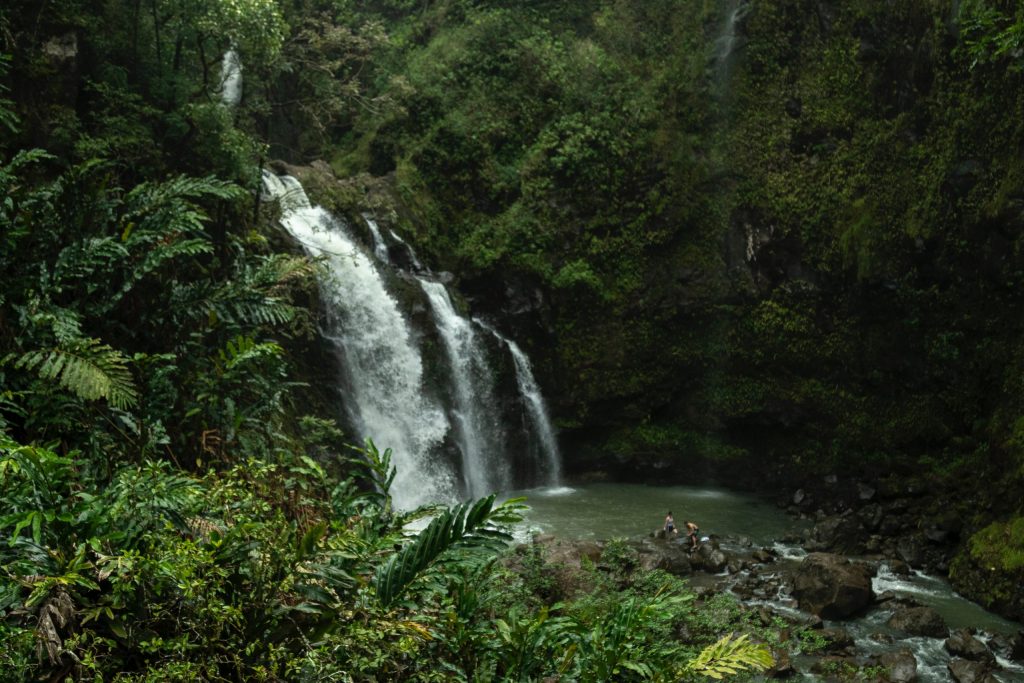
[261,171,457,509]
[713,0,747,83]
[220,49,243,107]
[388,229,424,271]
[263,170,563,504]
[479,322,562,486]
[363,214,391,264]
[418,280,511,497]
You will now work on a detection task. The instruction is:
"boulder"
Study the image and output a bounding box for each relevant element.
[694,543,729,573]
[638,542,693,576]
[887,606,947,638]
[807,514,867,554]
[769,649,795,678]
[819,627,855,653]
[880,648,918,683]
[791,553,875,619]
[896,535,927,567]
[947,658,998,683]
[945,629,995,665]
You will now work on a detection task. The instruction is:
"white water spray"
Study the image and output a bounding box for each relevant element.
[363,214,391,264]
[220,49,243,107]
[418,280,510,497]
[262,171,456,509]
[479,322,562,486]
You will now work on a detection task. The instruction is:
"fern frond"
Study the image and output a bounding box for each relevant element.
[373,495,525,607]
[686,633,774,679]
[16,338,139,409]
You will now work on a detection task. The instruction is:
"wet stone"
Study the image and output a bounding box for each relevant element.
[887,605,948,638]
[948,657,998,683]
[880,648,917,683]
[945,629,995,664]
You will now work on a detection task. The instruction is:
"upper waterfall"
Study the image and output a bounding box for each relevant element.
[220,50,243,107]
[261,171,456,509]
[363,214,391,264]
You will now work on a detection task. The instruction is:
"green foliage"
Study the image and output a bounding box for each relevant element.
[959,0,1024,70]
[14,338,139,409]
[685,632,774,680]
[374,495,526,607]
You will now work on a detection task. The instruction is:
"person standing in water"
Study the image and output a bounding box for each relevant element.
[664,511,677,535]
[685,521,700,549]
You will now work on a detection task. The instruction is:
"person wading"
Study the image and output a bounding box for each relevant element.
[664,511,678,536]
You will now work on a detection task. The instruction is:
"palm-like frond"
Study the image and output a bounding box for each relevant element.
[685,633,774,679]
[373,495,526,608]
[15,338,139,409]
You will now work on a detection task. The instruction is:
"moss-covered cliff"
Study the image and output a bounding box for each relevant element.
[322,1,1023,490]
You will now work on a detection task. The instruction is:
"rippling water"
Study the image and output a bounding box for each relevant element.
[504,483,1024,682]
[507,482,802,544]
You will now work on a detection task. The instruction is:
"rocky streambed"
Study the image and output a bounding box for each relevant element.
[514,481,1024,682]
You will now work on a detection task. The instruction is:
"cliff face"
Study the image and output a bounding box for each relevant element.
[320,0,1024,616]
[337,0,1024,484]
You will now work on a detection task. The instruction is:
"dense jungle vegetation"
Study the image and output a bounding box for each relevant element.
[2,0,1024,679]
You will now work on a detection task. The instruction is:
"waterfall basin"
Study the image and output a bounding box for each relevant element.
[507,482,1024,682]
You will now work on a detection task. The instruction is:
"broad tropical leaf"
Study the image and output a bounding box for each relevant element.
[686,632,774,679]
[373,495,526,607]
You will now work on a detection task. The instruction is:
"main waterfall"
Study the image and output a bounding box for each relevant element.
[262,171,562,508]
[261,172,456,509]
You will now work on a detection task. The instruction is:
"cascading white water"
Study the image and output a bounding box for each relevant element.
[363,214,391,264]
[388,229,425,271]
[482,324,562,486]
[713,0,748,83]
[261,171,457,509]
[220,49,243,107]
[418,280,511,497]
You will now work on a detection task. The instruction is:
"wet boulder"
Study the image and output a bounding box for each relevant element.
[806,514,867,554]
[819,627,855,654]
[693,543,729,573]
[993,630,1024,661]
[879,648,918,683]
[769,649,795,678]
[792,553,875,619]
[637,541,693,576]
[887,605,947,638]
[948,658,998,683]
[945,629,995,665]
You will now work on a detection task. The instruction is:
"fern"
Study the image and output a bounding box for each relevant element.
[373,495,526,607]
[16,338,139,409]
[685,633,774,679]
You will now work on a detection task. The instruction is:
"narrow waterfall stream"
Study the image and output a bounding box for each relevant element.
[261,172,457,509]
[363,214,391,264]
[479,322,562,486]
[263,171,563,507]
[419,280,511,497]
[219,49,243,107]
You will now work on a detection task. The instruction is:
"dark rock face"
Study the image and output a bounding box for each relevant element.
[947,657,998,683]
[637,540,693,576]
[791,553,875,619]
[806,514,867,554]
[945,629,995,665]
[693,542,729,573]
[887,605,948,638]
[880,648,917,683]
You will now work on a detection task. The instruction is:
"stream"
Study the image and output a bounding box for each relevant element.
[511,483,1024,682]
